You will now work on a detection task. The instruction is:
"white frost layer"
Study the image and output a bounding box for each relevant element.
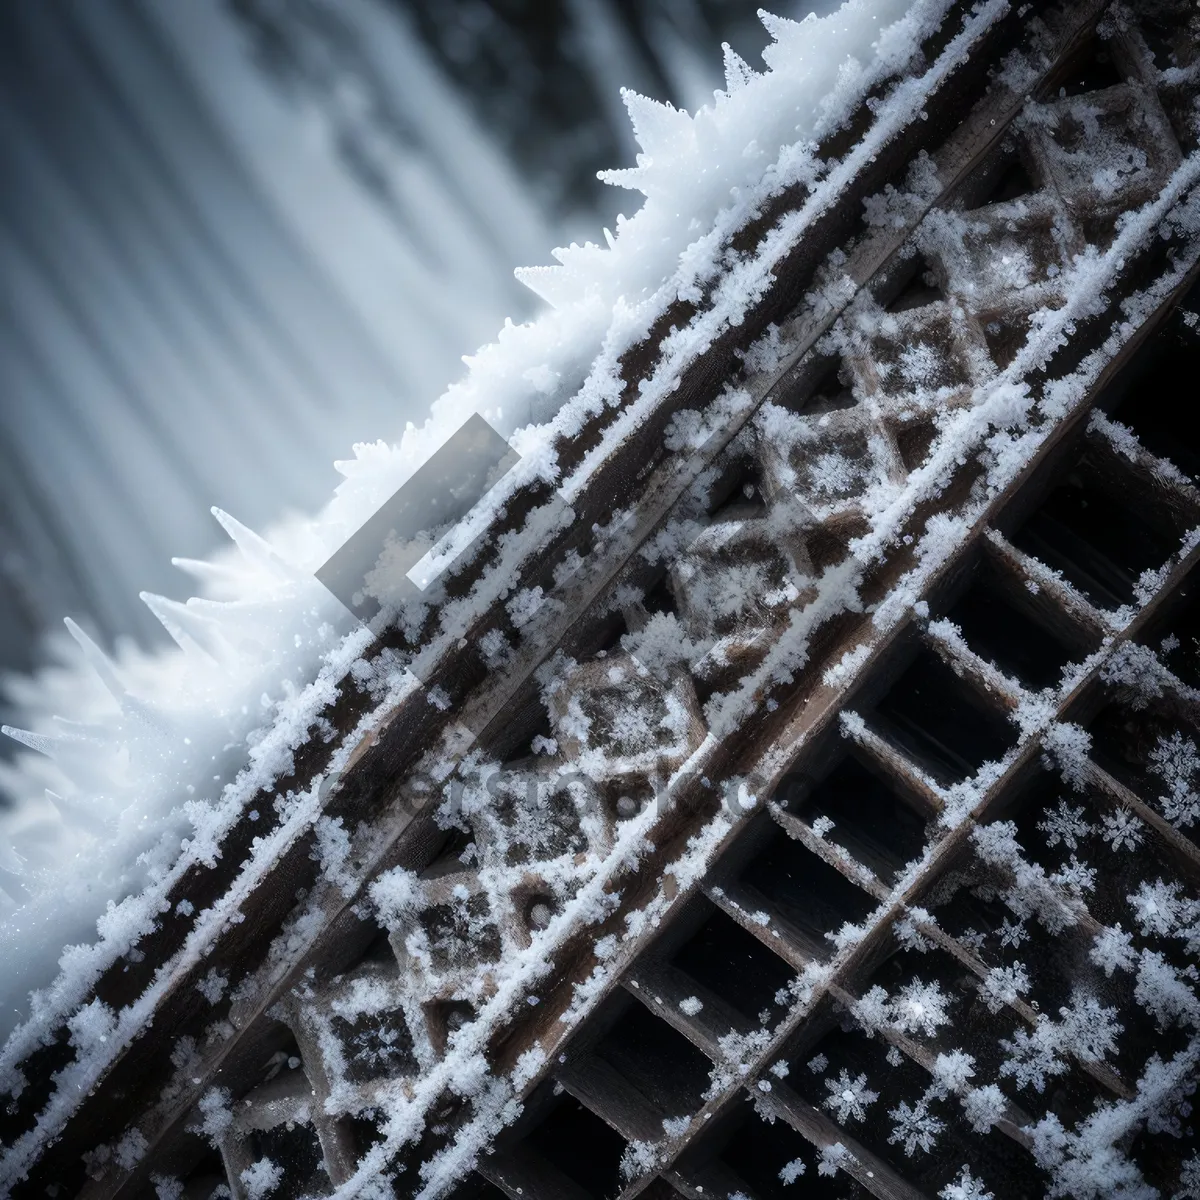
[0,0,909,1054]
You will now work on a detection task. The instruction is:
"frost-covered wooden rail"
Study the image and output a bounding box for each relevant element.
[4,0,1200,1197]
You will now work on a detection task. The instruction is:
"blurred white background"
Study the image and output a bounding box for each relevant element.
[0,0,806,685]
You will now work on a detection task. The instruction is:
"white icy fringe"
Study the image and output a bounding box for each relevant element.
[0,0,911,1053]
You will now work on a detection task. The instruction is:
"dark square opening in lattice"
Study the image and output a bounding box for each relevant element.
[737,827,877,958]
[885,253,946,314]
[1083,699,1200,854]
[1105,281,1200,486]
[671,904,796,1026]
[1147,563,1200,692]
[872,648,1017,782]
[776,354,858,416]
[522,1093,626,1200]
[1052,35,1124,98]
[641,569,679,618]
[253,1121,329,1199]
[592,994,714,1118]
[171,1143,228,1200]
[712,1098,854,1199]
[1010,458,1177,610]
[944,561,1076,691]
[981,152,1037,206]
[706,454,769,521]
[782,753,929,883]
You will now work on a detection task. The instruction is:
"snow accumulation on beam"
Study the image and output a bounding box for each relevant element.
[0,0,925,1046]
[5,0,1200,1198]
[0,0,938,1062]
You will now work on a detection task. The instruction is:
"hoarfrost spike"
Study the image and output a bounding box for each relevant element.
[139,592,218,660]
[0,867,30,905]
[513,264,573,309]
[64,618,124,702]
[722,42,755,93]
[179,596,268,654]
[171,556,240,587]
[117,693,171,738]
[64,619,170,735]
[619,88,692,159]
[758,10,805,43]
[595,165,646,194]
[2,726,59,759]
[44,790,68,823]
[45,790,110,837]
[0,841,23,874]
[50,716,112,740]
[210,507,295,576]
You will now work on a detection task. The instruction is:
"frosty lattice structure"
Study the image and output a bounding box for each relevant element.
[4,0,1200,1197]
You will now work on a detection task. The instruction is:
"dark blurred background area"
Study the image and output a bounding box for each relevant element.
[0,0,800,681]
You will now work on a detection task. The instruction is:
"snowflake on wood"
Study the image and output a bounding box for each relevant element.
[961,1083,1007,1133]
[998,916,1028,948]
[957,926,987,953]
[1100,808,1144,852]
[897,342,942,387]
[822,1069,879,1123]
[851,984,890,1034]
[1042,722,1093,790]
[1148,731,1200,828]
[195,969,229,1006]
[1000,990,1121,1092]
[929,1049,976,1098]
[619,1139,662,1181]
[1129,878,1185,937]
[972,820,1083,934]
[1058,991,1123,1063]
[1037,800,1094,850]
[895,909,935,953]
[778,1157,807,1184]
[1134,949,1199,1029]
[608,704,658,750]
[709,1028,772,1096]
[890,979,952,1037]
[239,1159,283,1200]
[351,1022,411,1070]
[114,1129,148,1170]
[888,1098,945,1156]
[1000,1017,1069,1092]
[980,962,1030,1014]
[810,451,862,498]
[1174,1152,1200,1200]
[1183,913,1200,958]
[940,1165,995,1199]
[1090,925,1137,976]
[662,1115,691,1139]
[1049,855,1096,897]
[817,1142,849,1177]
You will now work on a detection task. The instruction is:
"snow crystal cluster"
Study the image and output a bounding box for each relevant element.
[0,0,931,1043]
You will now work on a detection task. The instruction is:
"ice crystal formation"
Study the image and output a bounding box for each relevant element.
[4,0,1200,1198]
